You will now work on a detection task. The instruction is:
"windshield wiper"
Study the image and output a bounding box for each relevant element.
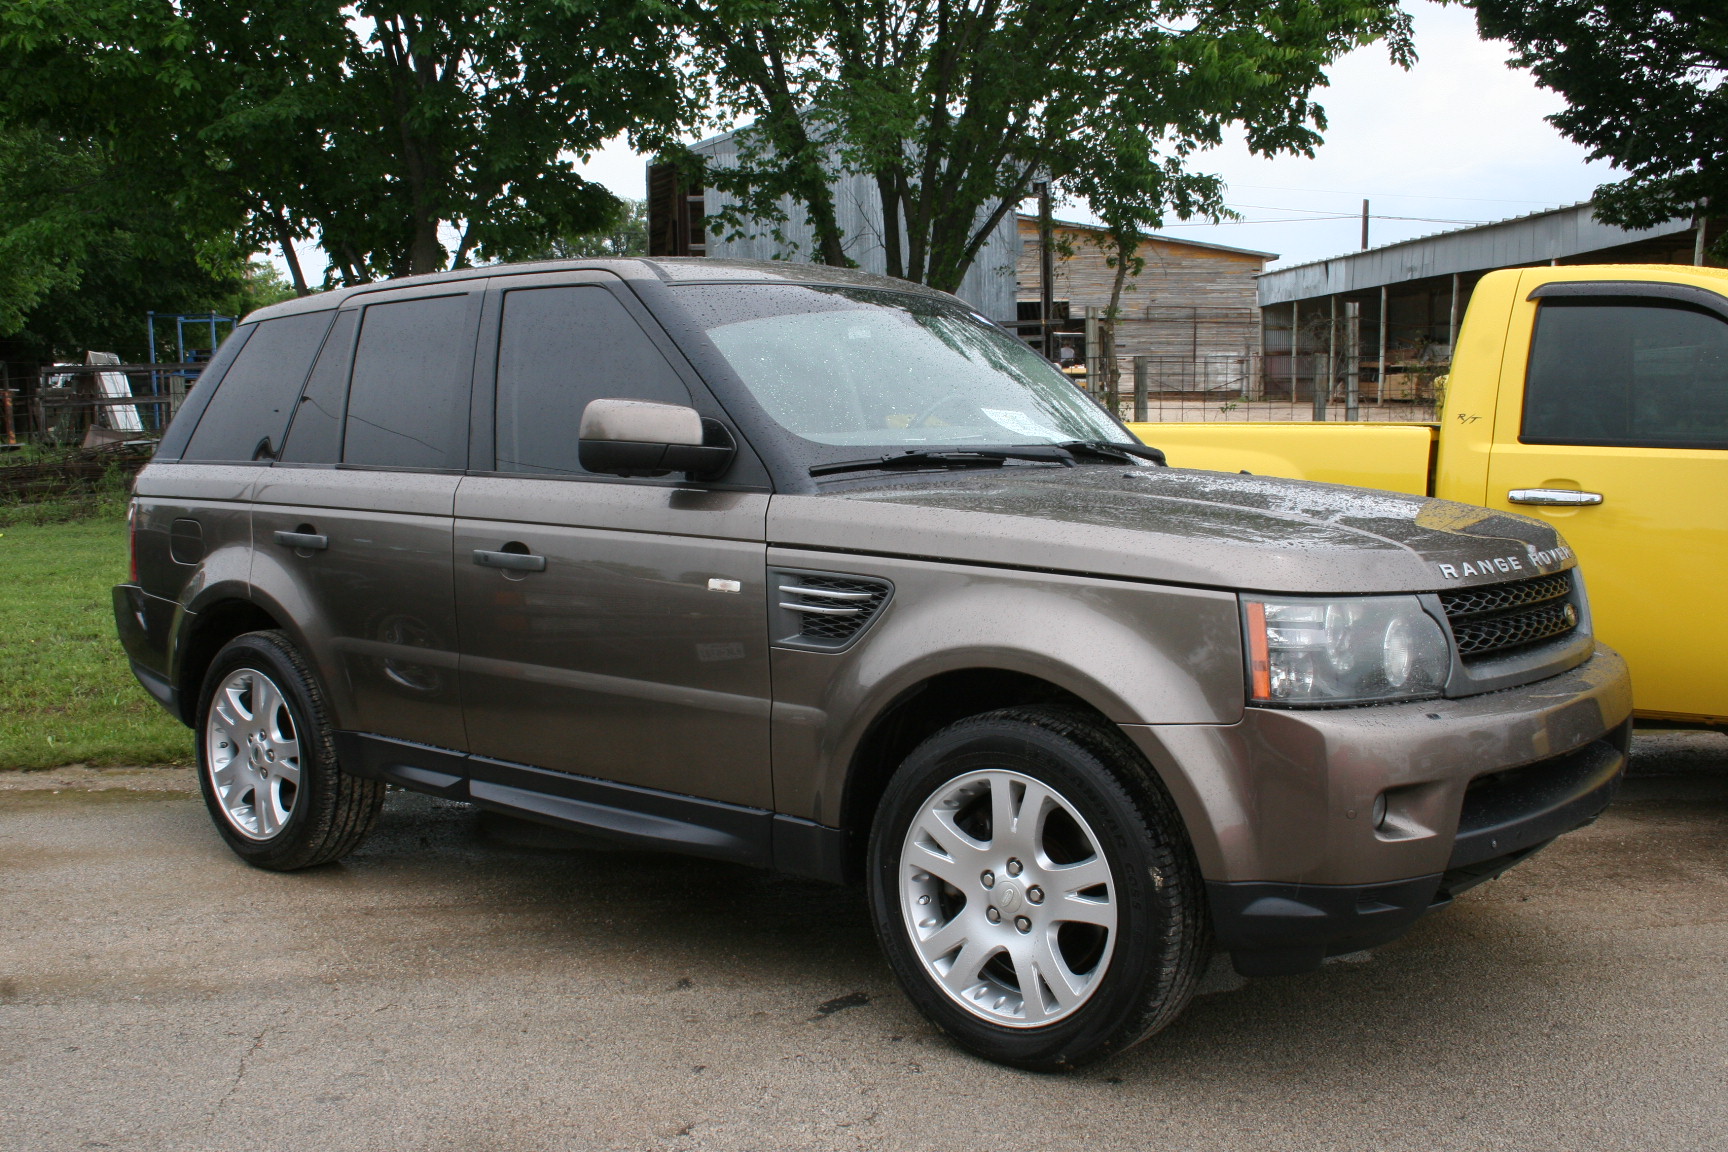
[1052,440,1168,466]
[810,447,1076,477]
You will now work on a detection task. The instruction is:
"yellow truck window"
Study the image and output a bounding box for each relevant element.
[1523,298,1728,450]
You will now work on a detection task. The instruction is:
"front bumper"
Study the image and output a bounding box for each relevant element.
[1207,728,1625,975]
[1121,646,1633,975]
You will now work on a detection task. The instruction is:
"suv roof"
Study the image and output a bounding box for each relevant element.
[244,257,964,324]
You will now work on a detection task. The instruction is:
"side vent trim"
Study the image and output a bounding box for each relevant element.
[770,568,893,652]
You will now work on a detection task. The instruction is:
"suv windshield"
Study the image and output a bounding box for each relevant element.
[675,284,1131,455]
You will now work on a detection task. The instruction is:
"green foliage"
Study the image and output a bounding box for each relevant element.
[0,1,688,289]
[0,126,255,361]
[1459,0,1728,250]
[0,511,191,769]
[675,0,1414,292]
[521,198,651,260]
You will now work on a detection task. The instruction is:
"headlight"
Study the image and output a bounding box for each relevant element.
[1242,594,1450,705]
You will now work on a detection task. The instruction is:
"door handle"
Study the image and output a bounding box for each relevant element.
[1508,489,1603,507]
[473,548,546,572]
[273,530,329,550]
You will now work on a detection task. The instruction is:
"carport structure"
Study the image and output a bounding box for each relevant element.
[1256,203,1724,419]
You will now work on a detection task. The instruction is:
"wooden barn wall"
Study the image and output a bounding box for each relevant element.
[1016,221,1265,366]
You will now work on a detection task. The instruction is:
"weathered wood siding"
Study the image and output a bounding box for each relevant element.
[1016,219,1266,367]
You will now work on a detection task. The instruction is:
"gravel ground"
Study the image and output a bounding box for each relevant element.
[2,731,1725,1152]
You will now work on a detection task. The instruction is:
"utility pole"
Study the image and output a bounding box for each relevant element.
[1361,199,1370,250]
[1036,182,1056,363]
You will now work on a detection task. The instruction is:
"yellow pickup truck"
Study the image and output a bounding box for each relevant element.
[1132,264,1728,727]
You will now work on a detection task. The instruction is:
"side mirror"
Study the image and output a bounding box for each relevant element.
[577,398,735,480]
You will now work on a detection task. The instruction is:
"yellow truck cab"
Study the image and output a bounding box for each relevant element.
[1135,265,1728,727]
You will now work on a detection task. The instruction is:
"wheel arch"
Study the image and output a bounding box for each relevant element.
[836,667,1172,881]
[173,597,283,726]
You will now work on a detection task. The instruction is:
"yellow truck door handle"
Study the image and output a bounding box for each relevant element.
[1508,489,1603,506]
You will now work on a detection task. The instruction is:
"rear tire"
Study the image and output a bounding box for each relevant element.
[195,630,384,870]
[867,707,1208,1070]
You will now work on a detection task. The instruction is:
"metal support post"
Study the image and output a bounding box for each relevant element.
[1314,296,1334,421]
[1290,300,1299,402]
[1448,273,1461,357]
[146,311,158,395]
[1036,182,1056,363]
[1133,355,1149,422]
[1083,306,1101,401]
[1344,301,1361,422]
[1377,285,1388,405]
[1697,216,1709,266]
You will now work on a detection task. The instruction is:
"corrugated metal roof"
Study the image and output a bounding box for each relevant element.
[1256,202,1697,306]
[1020,214,1277,260]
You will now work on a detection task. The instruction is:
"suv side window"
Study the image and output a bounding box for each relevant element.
[494,286,691,476]
[344,294,474,470]
[278,310,357,465]
[181,311,333,463]
[1523,297,1728,450]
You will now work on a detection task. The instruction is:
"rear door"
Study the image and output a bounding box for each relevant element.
[252,284,481,750]
[1484,273,1728,720]
[453,272,773,809]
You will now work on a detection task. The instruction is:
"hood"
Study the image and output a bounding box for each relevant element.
[768,467,1576,594]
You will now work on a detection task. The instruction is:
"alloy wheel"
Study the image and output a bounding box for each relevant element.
[205,667,302,840]
[899,769,1117,1027]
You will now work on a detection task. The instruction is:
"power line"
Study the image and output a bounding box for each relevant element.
[1228,202,1486,225]
[1226,182,1573,206]
[1162,212,1486,227]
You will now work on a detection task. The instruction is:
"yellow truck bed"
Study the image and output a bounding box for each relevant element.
[1126,421,1438,497]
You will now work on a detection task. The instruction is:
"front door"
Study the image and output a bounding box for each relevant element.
[453,276,772,808]
[1484,274,1728,721]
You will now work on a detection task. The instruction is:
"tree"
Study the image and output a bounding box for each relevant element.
[0,1,688,286]
[673,0,1413,292]
[1459,0,1728,251]
[524,199,651,260]
[0,125,258,363]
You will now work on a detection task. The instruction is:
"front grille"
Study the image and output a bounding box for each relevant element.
[1439,571,1578,659]
[773,571,892,649]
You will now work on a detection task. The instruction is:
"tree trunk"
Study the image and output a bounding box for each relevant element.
[269,206,309,296]
[877,172,905,280]
[409,210,442,276]
[1102,235,1134,417]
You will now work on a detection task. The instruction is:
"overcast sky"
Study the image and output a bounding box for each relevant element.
[572,0,1621,272]
[278,0,1619,281]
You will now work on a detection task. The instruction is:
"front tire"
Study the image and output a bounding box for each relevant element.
[867,707,1208,1070]
[196,631,384,870]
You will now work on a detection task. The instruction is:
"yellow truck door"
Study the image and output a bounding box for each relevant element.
[1483,268,1728,722]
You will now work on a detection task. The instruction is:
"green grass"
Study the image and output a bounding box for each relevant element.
[0,510,193,769]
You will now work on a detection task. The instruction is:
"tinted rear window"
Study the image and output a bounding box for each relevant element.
[343,295,474,469]
[1523,297,1728,449]
[278,310,357,464]
[181,312,333,462]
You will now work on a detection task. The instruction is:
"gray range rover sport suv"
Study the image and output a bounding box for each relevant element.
[115,257,1632,1069]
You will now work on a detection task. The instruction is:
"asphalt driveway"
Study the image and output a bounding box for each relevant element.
[3,732,1726,1152]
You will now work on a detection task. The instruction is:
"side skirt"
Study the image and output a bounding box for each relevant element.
[333,731,848,882]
